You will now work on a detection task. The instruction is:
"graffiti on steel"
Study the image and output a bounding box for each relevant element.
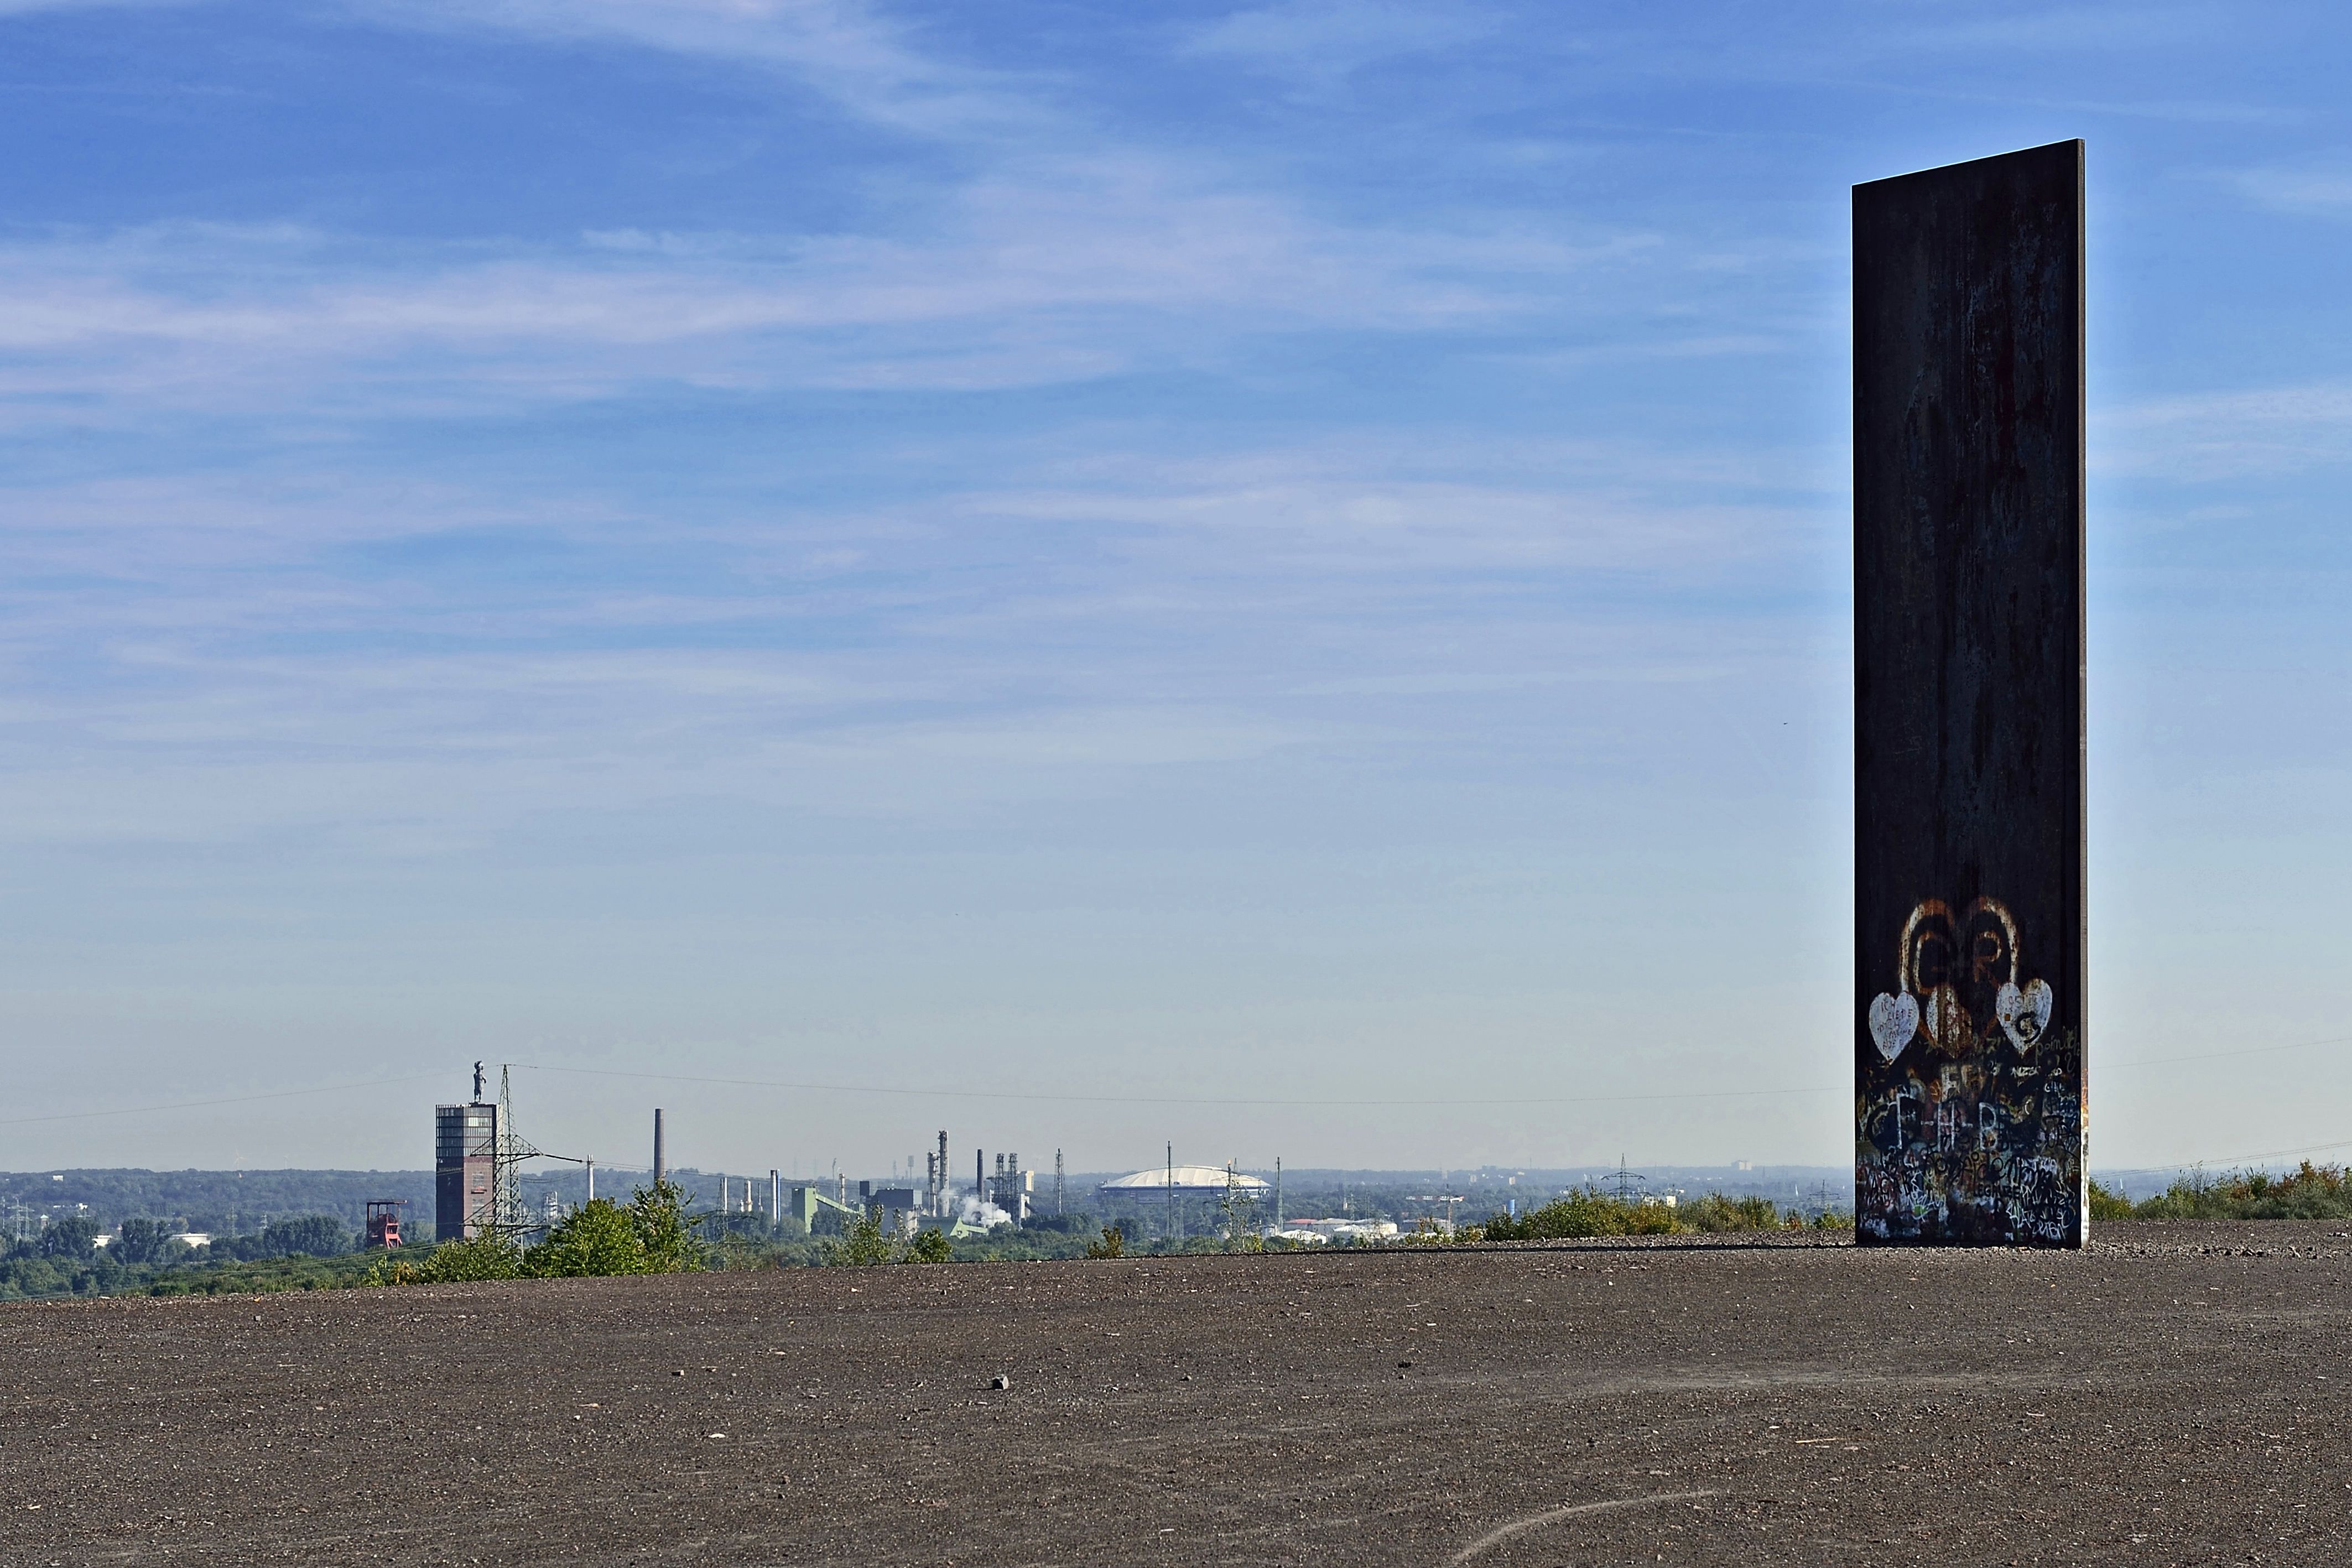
[1858,895,2082,1244]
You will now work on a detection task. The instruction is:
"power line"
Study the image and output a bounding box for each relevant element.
[2150,1134,2352,1169]
[2101,1031,2352,1070]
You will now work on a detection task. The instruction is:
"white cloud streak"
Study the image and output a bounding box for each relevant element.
[0,167,1636,422]
[1183,0,1501,84]
[353,0,1039,137]
[2232,165,2352,216]
[2099,382,2352,481]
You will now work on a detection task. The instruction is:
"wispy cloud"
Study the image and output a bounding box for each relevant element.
[2100,382,2352,481]
[0,418,1824,859]
[2230,164,2352,216]
[0,165,1638,422]
[1183,0,1501,84]
[0,0,1674,430]
[0,0,189,13]
[1846,2,2230,56]
[356,0,1040,138]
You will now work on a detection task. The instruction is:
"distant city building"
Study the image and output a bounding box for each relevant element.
[784,1184,861,1231]
[435,1100,499,1242]
[855,1184,923,1236]
[1267,1218,1398,1245]
[1098,1165,1271,1197]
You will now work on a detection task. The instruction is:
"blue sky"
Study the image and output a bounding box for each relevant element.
[3,1,2349,1178]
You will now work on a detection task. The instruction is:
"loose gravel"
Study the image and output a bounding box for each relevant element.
[2,1220,2345,1566]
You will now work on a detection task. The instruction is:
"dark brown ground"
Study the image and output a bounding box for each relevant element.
[4,1222,2348,1566]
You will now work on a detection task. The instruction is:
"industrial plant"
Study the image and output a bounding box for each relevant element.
[420,1065,1409,1249]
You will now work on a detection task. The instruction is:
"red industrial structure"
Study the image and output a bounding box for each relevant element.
[364,1199,409,1249]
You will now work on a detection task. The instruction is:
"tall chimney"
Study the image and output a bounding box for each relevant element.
[653,1108,666,1187]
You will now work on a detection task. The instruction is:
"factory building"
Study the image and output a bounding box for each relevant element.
[863,1184,922,1232]
[924,1131,950,1218]
[783,1184,861,1231]
[987,1154,1032,1224]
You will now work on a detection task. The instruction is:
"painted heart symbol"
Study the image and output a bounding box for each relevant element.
[1867,991,1918,1062]
[1996,978,2053,1053]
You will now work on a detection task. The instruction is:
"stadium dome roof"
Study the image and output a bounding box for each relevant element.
[1099,1165,1271,1195]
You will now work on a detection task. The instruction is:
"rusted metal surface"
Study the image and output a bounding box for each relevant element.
[1853,140,2086,1246]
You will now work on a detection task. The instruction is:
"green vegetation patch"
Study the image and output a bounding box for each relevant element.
[1474,1186,1846,1241]
[365,1180,704,1285]
[2093,1163,2352,1222]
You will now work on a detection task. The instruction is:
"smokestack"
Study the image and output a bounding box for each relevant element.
[976,1148,984,1203]
[653,1108,666,1187]
[769,1169,779,1228]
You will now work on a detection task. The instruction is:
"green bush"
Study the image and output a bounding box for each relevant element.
[628,1180,703,1273]
[2087,1178,2135,1221]
[2129,1163,2352,1222]
[820,1211,960,1267]
[1677,1193,1784,1233]
[828,1208,898,1267]
[523,1199,649,1278]
[361,1181,706,1286]
[1478,1187,1683,1240]
[405,1233,521,1283]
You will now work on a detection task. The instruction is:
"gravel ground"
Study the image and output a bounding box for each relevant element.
[3,1221,2348,1566]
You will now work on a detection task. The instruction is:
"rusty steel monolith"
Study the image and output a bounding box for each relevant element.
[1853,140,2085,1247]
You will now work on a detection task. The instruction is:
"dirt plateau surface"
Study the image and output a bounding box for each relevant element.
[4,1221,2350,1566]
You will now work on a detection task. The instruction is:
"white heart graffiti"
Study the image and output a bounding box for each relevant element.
[1867,991,1919,1062]
[1996,978,2054,1053]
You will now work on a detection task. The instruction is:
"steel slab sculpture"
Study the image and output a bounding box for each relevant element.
[1853,140,2086,1246]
